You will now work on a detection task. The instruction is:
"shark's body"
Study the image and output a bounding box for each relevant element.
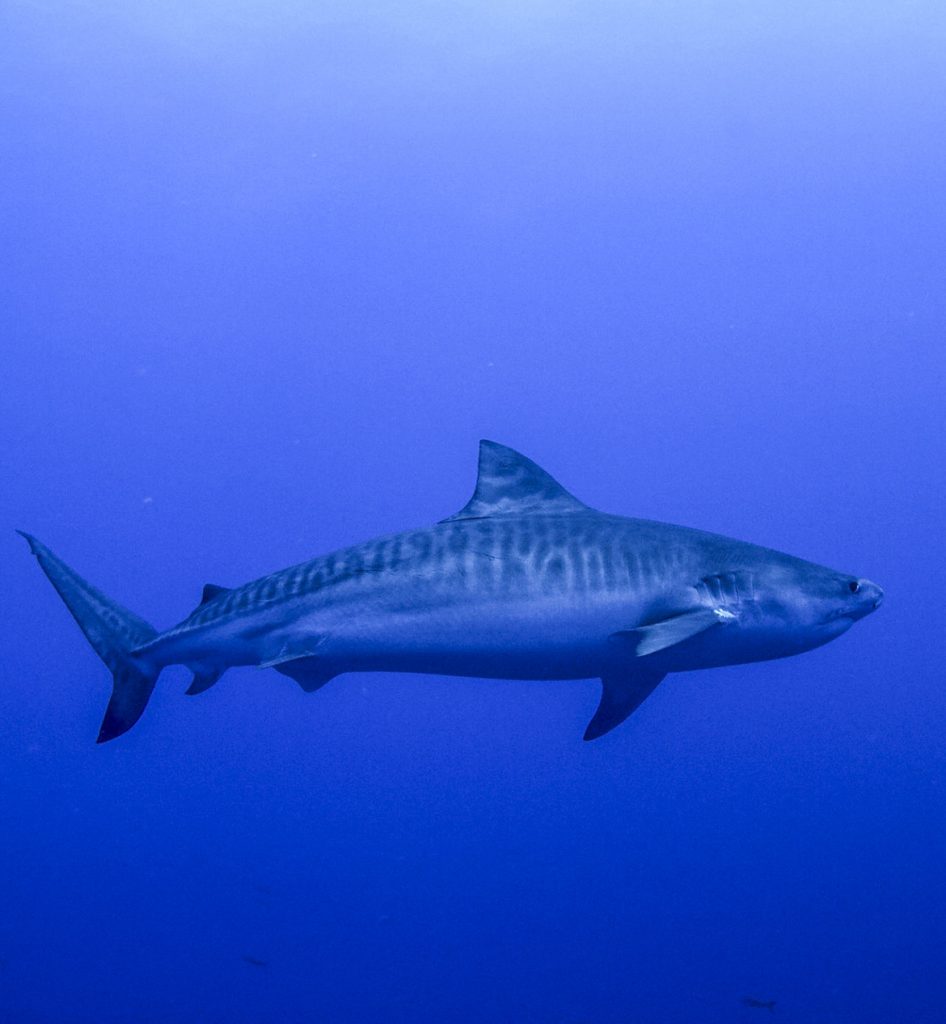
[20,441,883,743]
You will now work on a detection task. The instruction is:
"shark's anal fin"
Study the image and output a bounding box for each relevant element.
[612,607,729,657]
[584,666,666,741]
[185,668,223,696]
[273,656,337,693]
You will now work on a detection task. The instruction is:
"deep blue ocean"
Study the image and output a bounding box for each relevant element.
[2,3,944,1022]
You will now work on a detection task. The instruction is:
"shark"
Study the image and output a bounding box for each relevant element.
[19,440,883,744]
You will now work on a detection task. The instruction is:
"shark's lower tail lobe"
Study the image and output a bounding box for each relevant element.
[19,532,160,743]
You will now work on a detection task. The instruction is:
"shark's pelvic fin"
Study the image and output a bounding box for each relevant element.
[584,666,666,740]
[259,636,329,670]
[272,656,337,693]
[17,531,161,743]
[612,608,724,657]
[442,440,590,522]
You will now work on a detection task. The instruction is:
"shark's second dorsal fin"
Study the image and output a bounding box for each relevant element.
[200,583,230,605]
[443,440,590,522]
[187,583,232,619]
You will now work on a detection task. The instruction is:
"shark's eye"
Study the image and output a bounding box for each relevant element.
[848,580,860,594]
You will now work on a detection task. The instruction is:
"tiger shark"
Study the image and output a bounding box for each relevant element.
[19,440,883,743]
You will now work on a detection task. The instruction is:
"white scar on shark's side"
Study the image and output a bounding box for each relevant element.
[20,441,883,743]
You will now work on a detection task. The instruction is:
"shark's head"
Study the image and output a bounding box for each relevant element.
[747,556,884,657]
[681,556,884,670]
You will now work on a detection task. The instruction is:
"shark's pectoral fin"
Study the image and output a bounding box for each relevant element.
[612,607,728,657]
[584,666,666,741]
[272,656,337,693]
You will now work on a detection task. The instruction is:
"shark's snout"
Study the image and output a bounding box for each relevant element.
[855,578,884,616]
[823,577,884,626]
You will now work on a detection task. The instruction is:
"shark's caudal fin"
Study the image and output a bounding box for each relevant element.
[18,532,160,743]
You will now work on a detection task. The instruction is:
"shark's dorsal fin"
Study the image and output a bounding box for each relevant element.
[443,440,590,522]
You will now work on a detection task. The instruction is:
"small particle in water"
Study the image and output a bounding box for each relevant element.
[742,996,776,1012]
[242,955,268,968]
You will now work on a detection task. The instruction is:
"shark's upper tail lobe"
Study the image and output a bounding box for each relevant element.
[18,532,160,742]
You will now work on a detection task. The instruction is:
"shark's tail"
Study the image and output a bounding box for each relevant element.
[18,532,161,743]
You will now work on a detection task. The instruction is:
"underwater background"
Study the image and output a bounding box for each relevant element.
[2,2,944,1022]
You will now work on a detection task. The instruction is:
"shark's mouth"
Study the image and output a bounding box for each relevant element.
[823,610,857,626]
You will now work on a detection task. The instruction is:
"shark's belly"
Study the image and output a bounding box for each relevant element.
[297,584,637,680]
[154,582,632,679]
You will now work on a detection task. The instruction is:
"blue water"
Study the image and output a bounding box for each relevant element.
[2,3,944,1022]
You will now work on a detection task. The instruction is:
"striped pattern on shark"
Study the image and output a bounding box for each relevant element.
[19,440,883,743]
